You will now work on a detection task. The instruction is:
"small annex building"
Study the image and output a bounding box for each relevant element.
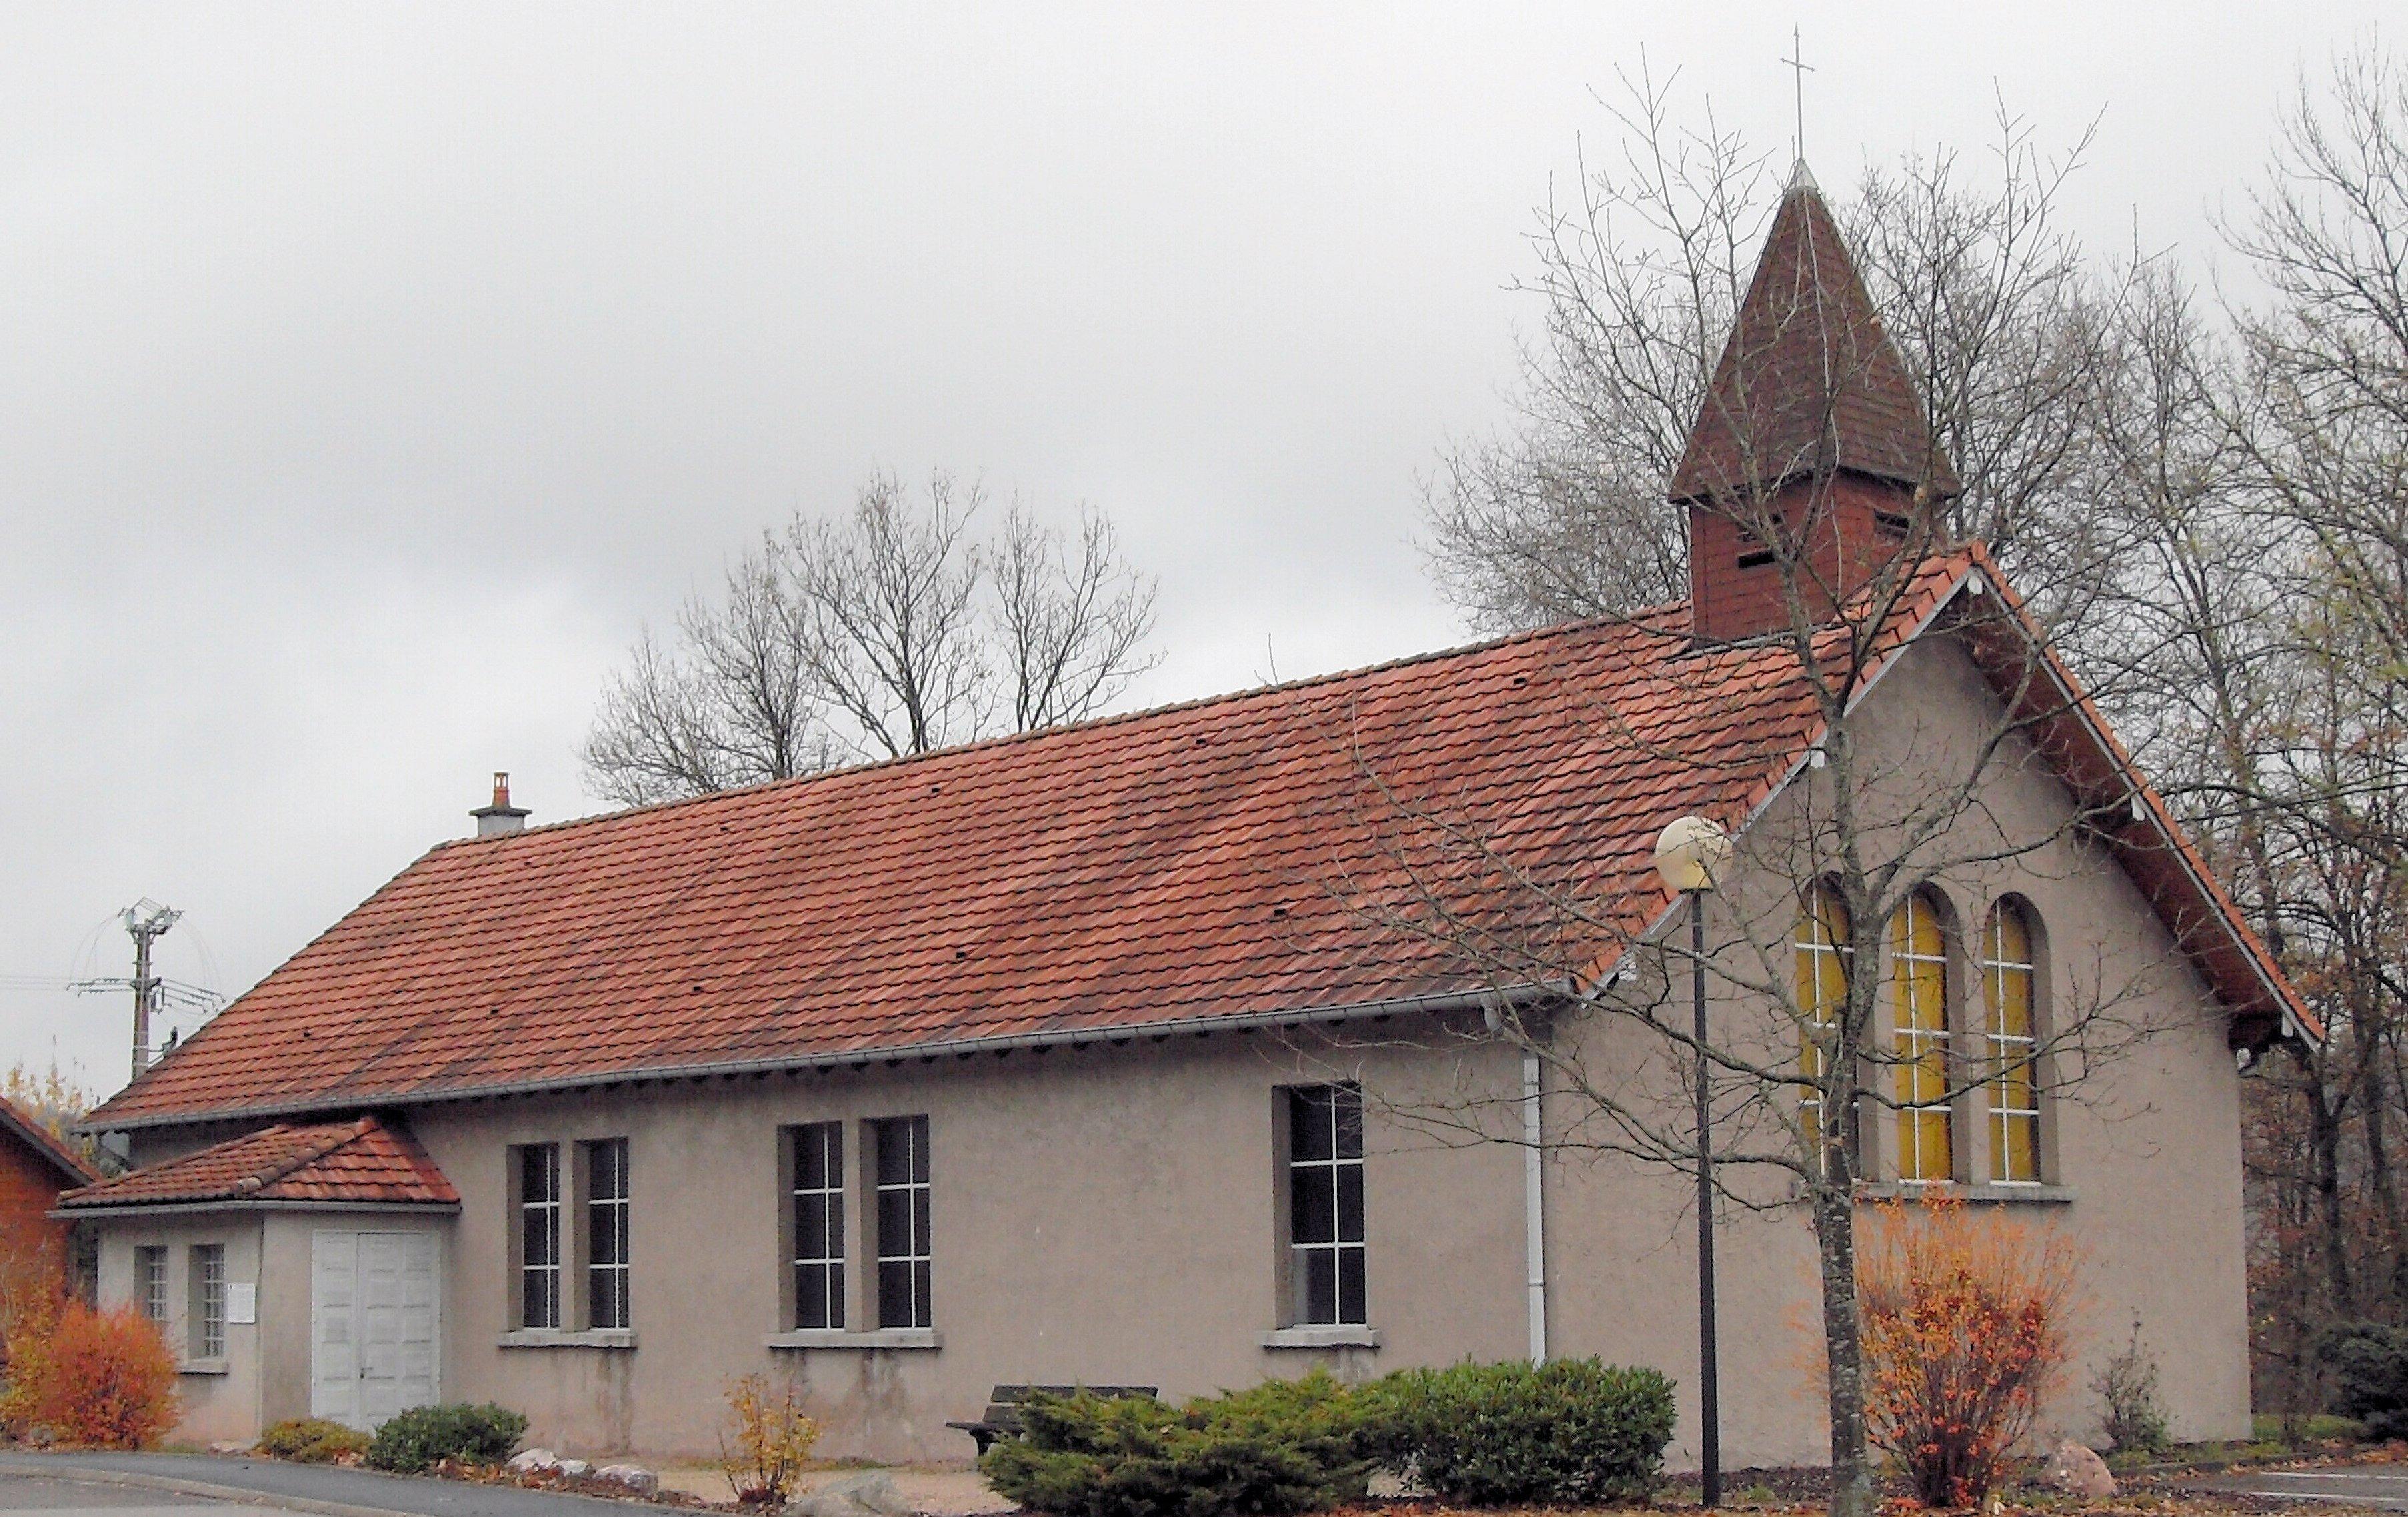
[0,1096,97,1298]
[69,163,2313,1467]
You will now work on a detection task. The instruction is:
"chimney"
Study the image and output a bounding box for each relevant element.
[470,772,531,837]
[1668,161,1959,643]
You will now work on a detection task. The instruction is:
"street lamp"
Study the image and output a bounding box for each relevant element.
[1654,815,1731,1509]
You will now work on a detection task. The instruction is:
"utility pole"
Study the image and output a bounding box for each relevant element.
[121,901,180,1079]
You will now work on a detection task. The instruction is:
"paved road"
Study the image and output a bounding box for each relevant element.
[0,1469,297,1517]
[0,1457,678,1517]
[2190,1468,2408,1512]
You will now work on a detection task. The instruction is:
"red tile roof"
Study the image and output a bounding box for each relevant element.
[87,550,2303,1131]
[1670,164,1962,504]
[59,1117,458,1209]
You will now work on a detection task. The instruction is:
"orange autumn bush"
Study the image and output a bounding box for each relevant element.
[1858,1195,2081,1509]
[1,1302,179,1448]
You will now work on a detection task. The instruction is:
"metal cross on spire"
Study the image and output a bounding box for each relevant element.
[1781,25,1815,163]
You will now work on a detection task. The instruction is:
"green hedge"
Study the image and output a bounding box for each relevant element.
[2321,1324,2408,1441]
[981,1375,1375,1517]
[364,1403,528,1473]
[980,1360,1675,1517]
[1364,1359,1677,1506]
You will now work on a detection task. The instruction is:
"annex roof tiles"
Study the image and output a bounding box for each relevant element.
[59,1117,458,1209]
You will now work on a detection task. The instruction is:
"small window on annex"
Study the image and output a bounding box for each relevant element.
[790,1121,845,1331]
[1793,885,1852,1166]
[189,1243,225,1359]
[515,1143,562,1330]
[1286,1083,1366,1328]
[1982,901,2043,1184]
[134,1245,167,1325]
[1890,890,1954,1182]
[584,1137,630,1332]
[872,1115,931,1330]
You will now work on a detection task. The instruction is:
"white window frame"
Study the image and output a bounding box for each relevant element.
[791,1123,845,1331]
[584,1138,630,1332]
[191,1243,225,1358]
[1890,892,1953,1183]
[135,1244,168,1325]
[1982,905,2044,1185]
[1286,1083,1367,1327]
[872,1116,931,1330]
[518,1143,562,1330]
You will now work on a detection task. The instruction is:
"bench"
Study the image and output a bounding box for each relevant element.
[948,1383,1161,1455]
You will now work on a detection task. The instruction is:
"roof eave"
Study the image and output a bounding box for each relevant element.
[53,1198,462,1221]
[84,983,1556,1135]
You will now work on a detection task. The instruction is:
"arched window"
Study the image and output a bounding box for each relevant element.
[1794,885,1851,1162]
[1889,891,1952,1181]
[1982,901,2042,1183]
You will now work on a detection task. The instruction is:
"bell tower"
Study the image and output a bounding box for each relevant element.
[1668,161,1960,642]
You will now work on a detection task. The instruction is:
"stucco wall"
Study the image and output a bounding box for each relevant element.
[1530,632,2251,1467]
[410,1033,1532,1462]
[91,1215,266,1445]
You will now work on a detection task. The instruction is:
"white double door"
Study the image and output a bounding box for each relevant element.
[311,1230,442,1431]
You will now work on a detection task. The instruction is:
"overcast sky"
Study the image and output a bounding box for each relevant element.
[1,3,2389,1101]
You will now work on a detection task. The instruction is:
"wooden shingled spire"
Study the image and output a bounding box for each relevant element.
[1674,161,1961,642]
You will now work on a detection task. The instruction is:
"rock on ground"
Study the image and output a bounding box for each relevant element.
[2044,1439,2118,1498]
[790,1472,915,1517]
[506,1450,560,1475]
[594,1464,658,1496]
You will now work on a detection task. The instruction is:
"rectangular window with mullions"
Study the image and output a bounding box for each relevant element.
[584,1138,630,1331]
[189,1243,225,1359]
[135,1245,167,1326]
[518,1143,561,1330]
[1287,1083,1366,1326]
[791,1123,845,1330]
[872,1115,931,1329]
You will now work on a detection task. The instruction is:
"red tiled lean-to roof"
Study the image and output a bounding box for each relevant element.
[86,550,2304,1131]
[57,1117,458,1209]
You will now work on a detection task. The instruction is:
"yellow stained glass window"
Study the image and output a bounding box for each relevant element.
[1890,892,1952,1181]
[1982,903,2041,1183]
[1794,886,1850,1164]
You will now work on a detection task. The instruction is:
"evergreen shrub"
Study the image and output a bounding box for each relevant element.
[1360,1358,1676,1506]
[979,1374,1375,1517]
[364,1402,528,1472]
[258,1416,372,1463]
[2320,1323,2408,1440]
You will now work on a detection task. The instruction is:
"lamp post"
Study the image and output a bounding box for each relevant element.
[1654,815,1731,1509]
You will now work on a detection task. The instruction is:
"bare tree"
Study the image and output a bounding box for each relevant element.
[2200,45,2408,1412]
[992,505,1161,731]
[584,470,1159,806]
[1423,71,2135,642]
[788,472,993,761]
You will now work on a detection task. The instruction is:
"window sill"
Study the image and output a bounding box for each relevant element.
[1261,1326,1381,1350]
[178,1357,230,1376]
[1856,1181,2075,1205]
[764,1328,942,1351]
[497,1329,639,1350]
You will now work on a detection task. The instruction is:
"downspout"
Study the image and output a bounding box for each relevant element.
[1522,1049,1548,1363]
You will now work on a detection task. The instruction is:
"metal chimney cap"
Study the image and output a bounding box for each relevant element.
[470,771,532,837]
